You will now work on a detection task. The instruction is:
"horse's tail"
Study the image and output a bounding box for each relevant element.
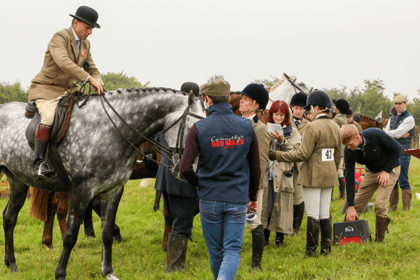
[29,187,51,222]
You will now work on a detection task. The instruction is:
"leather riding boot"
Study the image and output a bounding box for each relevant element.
[402,189,412,211]
[331,188,334,201]
[305,217,320,258]
[33,124,55,179]
[251,225,264,270]
[375,216,390,243]
[166,233,188,272]
[275,232,284,247]
[293,202,305,235]
[320,217,332,256]
[388,188,399,212]
[264,228,270,246]
[339,177,346,199]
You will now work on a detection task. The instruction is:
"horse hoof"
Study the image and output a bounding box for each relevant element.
[8,263,18,272]
[105,273,119,280]
[43,244,53,250]
[85,233,96,238]
[114,236,124,243]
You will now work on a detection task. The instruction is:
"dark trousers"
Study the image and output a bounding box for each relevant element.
[162,191,196,236]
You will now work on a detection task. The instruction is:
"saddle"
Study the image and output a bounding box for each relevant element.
[25,94,77,149]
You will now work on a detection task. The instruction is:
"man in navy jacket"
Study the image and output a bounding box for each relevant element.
[181,80,260,280]
[342,125,402,242]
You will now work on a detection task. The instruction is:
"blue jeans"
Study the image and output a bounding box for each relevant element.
[394,154,411,190]
[200,200,247,280]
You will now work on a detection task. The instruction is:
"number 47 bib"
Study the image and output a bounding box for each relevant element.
[321,149,334,161]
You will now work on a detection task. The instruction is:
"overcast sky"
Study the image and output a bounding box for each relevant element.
[1,0,419,101]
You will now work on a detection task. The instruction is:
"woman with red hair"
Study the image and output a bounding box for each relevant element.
[261,100,301,247]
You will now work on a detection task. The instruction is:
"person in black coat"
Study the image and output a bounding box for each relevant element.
[154,83,200,272]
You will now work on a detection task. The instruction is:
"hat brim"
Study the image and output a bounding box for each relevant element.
[70,14,101,29]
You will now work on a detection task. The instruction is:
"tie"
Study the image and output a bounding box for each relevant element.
[76,40,81,58]
[295,120,300,128]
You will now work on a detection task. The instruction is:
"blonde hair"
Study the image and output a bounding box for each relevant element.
[341,124,359,145]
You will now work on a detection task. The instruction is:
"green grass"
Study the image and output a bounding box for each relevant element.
[1,159,420,279]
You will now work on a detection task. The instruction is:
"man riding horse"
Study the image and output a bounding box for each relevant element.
[28,6,104,178]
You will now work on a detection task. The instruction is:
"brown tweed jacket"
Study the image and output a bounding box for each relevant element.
[274,116,342,188]
[29,27,100,101]
[252,116,271,190]
[292,117,310,137]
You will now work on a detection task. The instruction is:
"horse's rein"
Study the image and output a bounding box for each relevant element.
[98,90,204,168]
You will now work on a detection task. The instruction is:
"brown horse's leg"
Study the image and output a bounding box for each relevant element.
[161,191,173,252]
[42,192,57,250]
[56,192,70,241]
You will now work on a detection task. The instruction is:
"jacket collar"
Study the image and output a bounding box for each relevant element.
[207,103,234,116]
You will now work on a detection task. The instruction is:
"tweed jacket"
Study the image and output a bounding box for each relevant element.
[350,120,363,132]
[29,27,101,101]
[332,113,347,155]
[292,117,310,137]
[274,116,342,188]
[251,115,270,190]
[332,114,347,128]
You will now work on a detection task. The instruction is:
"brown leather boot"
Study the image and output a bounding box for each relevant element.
[388,188,398,212]
[33,124,55,179]
[375,216,390,243]
[402,189,411,211]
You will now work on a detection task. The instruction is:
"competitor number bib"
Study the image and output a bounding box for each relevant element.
[321,149,334,161]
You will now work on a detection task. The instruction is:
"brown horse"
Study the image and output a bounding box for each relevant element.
[357,113,387,130]
[31,142,161,249]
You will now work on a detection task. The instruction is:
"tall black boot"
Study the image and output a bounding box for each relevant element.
[305,217,320,258]
[251,224,264,270]
[275,232,284,247]
[166,233,188,272]
[264,228,270,246]
[339,177,346,199]
[320,217,332,256]
[293,202,305,235]
[33,124,55,179]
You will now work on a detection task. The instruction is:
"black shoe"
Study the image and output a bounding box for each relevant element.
[275,232,284,247]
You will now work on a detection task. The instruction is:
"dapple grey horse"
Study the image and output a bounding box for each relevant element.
[0,87,205,280]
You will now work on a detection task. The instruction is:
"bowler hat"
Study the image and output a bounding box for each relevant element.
[333,99,350,114]
[240,83,269,110]
[70,6,100,28]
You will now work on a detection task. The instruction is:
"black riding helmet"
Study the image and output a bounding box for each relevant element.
[290,92,307,107]
[303,90,332,110]
[240,83,269,110]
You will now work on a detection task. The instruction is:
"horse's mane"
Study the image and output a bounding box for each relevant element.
[270,77,286,91]
[104,87,186,96]
[357,113,377,122]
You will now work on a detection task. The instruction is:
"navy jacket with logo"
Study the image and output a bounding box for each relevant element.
[180,102,261,204]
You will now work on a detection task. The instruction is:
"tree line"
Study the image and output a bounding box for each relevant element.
[1,73,419,122]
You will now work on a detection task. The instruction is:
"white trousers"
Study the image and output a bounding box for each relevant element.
[303,187,333,220]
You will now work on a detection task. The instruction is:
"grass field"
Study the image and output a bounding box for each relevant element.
[1,158,420,280]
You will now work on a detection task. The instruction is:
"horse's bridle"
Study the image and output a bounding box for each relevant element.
[284,73,314,95]
[99,92,204,168]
